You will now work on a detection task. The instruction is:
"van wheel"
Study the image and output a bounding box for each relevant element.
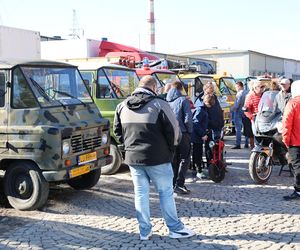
[4,161,49,211]
[67,169,101,190]
[101,143,122,175]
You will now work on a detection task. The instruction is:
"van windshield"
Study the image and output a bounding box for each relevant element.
[99,68,140,98]
[21,66,93,107]
[154,73,180,94]
[156,73,178,85]
[220,77,237,95]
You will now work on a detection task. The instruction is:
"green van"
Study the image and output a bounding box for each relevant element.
[64,58,140,175]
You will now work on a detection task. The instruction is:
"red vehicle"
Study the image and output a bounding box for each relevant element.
[98,41,180,94]
[206,130,226,183]
[136,67,180,94]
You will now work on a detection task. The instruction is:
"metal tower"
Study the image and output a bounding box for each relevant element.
[148,0,155,52]
[70,9,81,39]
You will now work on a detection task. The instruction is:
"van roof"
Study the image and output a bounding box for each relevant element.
[0,59,74,69]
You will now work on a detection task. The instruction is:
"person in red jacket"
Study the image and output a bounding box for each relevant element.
[282,80,300,200]
[243,80,266,148]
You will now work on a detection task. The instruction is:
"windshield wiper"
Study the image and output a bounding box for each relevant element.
[53,90,86,107]
[110,81,125,97]
[29,77,51,102]
[29,78,66,109]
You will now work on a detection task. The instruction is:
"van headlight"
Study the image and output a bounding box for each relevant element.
[101,133,108,144]
[62,141,71,155]
[209,141,215,148]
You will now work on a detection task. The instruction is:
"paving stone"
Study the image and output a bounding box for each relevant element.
[0,136,299,249]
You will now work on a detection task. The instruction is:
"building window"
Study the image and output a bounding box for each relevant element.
[0,72,5,107]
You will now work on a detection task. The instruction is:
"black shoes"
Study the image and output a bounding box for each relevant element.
[174,185,191,195]
[283,191,300,201]
[244,144,249,149]
[231,145,241,149]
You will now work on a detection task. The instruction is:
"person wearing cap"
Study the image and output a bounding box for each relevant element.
[282,80,300,200]
[231,81,248,149]
[276,78,292,115]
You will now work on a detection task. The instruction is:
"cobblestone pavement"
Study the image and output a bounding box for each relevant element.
[0,136,300,250]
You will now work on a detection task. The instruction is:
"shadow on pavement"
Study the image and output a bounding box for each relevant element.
[0,215,299,249]
[0,215,239,249]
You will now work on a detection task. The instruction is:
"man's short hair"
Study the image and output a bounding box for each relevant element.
[139,75,156,88]
[236,81,244,88]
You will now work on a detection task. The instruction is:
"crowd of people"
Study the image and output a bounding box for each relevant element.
[232,77,300,201]
[113,74,300,241]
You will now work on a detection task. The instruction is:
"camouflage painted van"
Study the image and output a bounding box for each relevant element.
[0,60,112,210]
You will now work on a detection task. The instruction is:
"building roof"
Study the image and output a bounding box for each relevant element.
[178,49,248,56]
[178,48,300,62]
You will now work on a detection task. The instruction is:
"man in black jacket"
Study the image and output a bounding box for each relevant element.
[114,75,195,240]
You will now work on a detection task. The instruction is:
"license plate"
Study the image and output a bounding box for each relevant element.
[78,151,97,165]
[69,165,90,178]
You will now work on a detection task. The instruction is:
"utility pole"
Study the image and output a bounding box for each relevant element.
[148,0,155,52]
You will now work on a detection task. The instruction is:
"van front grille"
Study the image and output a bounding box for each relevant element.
[71,134,102,153]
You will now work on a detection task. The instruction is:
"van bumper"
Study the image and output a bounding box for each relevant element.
[42,155,113,182]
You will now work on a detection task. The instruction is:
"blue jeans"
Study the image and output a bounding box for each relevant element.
[129,163,184,237]
[234,112,243,146]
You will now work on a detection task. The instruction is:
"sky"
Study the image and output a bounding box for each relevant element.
[0,0,300,60]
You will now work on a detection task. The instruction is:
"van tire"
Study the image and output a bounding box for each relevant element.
[4,161,49,211]
[101,143,122,175]
[67,169,101,190]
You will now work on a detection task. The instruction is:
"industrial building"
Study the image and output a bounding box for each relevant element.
[179,49,300,80]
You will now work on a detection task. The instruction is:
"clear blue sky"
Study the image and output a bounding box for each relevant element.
[0,0,299,59]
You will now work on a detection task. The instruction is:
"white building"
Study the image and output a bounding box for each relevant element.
[179,49,300,80]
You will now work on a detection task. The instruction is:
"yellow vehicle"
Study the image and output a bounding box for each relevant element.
[256,76,273,89]
[211,74,237,106]
[178,72,233,134]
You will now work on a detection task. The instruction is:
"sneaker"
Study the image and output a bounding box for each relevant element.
[283,191,300,201]
[196,172,208,180]
[231,145,241,149]
[140,230,153,240]
[169,226,196,239]
[174,185,190,195]
[185,177,197,183]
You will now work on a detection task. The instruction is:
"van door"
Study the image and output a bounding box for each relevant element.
[0,71,8,153]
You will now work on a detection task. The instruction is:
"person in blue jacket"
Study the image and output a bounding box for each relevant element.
[191,94,215,179]
[166,81,193,194]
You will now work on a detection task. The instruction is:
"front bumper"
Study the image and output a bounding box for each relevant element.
[42,155,113,182]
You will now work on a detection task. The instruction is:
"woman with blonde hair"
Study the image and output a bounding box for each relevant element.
[243,80,266,148]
